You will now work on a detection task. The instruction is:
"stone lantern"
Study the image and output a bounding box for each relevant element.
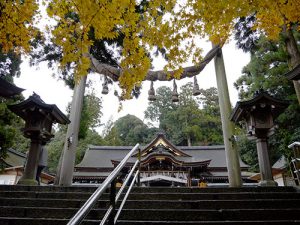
[230,91,288,186]
[8,93,70,185]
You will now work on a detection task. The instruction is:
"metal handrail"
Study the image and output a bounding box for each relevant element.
[68,143,140,225]
[114,169,140,224]
[99,160,139,225]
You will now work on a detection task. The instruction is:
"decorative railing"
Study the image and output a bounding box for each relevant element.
[140,171,188,180]
[139,171,188,184]
[68,143,141,225]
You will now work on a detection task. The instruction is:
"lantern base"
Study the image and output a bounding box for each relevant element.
[258,179,278,187]
[17,178,38,186]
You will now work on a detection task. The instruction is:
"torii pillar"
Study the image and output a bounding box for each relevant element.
[213,46,242,187]
[57,76,87,186]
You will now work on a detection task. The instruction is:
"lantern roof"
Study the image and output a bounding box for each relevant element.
[0,77,24,98]
[285,64,300,81]
[230,91,289,123]
[8,93,70,124]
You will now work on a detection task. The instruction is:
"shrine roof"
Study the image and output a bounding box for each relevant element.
[0,77,24,98]
[1,148,26,168]
[285,64,300,80]
[76,145,249,169]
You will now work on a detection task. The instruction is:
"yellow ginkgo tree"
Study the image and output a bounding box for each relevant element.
[0,0,39,54]
[45,0,300,100]
[2,0,300,101]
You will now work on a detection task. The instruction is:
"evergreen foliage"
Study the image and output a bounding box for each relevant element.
[104,114,159,146]
[46,93,105,173]
[234,33,300,170]
[145,83,223,146]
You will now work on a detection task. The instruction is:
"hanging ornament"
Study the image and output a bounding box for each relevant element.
[172,79,179,102]
[148,81,156,101]
[101,76,109,95]
[192,76,201,96]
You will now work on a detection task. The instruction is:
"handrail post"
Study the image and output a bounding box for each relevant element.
[108,178,116,225]
[67,144,139,225]
[137,148,141,187]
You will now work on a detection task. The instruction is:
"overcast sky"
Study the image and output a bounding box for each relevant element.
[14,40,250,131]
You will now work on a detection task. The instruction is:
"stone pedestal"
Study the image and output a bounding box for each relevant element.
[256,138,277,187]
[18,139,42,185]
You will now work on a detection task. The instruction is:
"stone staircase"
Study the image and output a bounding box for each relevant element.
[0,185,300,224]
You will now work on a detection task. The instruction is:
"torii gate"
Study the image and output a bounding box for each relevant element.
[56,45,242,187]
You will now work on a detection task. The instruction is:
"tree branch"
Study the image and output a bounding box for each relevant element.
[89,45,221,82]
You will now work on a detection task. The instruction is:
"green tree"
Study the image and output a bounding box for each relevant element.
[161,104,203,146]
[234,34,300,169]
[103,126,123,146]
[76,130,106,165]
[47,92,104,173]
[198,87,220,116]
[0,50,22,77]
[145,83,223,146]
[78,92,103,139]
[47,129,66,173]
[106,114,158,146]
[0,53,25,168]
[234,35,293,100]
[144,86,177,123]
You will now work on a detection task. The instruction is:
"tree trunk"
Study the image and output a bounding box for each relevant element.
[284,29,300,104]
[187,135,192,147]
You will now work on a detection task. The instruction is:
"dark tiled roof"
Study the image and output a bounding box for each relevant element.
[2,148,26,167]
[76,145,249,169]
[76,146,131,168]
[0,77,24,97]
[285,64,300,80]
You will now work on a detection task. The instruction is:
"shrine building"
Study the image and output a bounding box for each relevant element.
[73,133,253,186]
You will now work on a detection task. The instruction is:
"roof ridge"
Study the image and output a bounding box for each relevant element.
[8,148,26,157]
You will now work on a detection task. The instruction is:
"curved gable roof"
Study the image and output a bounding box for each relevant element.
[136,133,190,157]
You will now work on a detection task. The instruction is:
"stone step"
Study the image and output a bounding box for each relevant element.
[116,209,300,221]
[0,185,296,193]
[117,220,300,225]
[0,197,110,208]
[2,207,300,222]
[121,199,300,209]
[0,191,95,199]
[0,198,299,209]
[125,192,300,200]
[1,218,300,225]
[0,185,299,225]
[0,218,100,225]
[0,206,105,219]
[130,186,297,193]
[2,197,299,210]
[0,185,98,192]
[1,191,299,201]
